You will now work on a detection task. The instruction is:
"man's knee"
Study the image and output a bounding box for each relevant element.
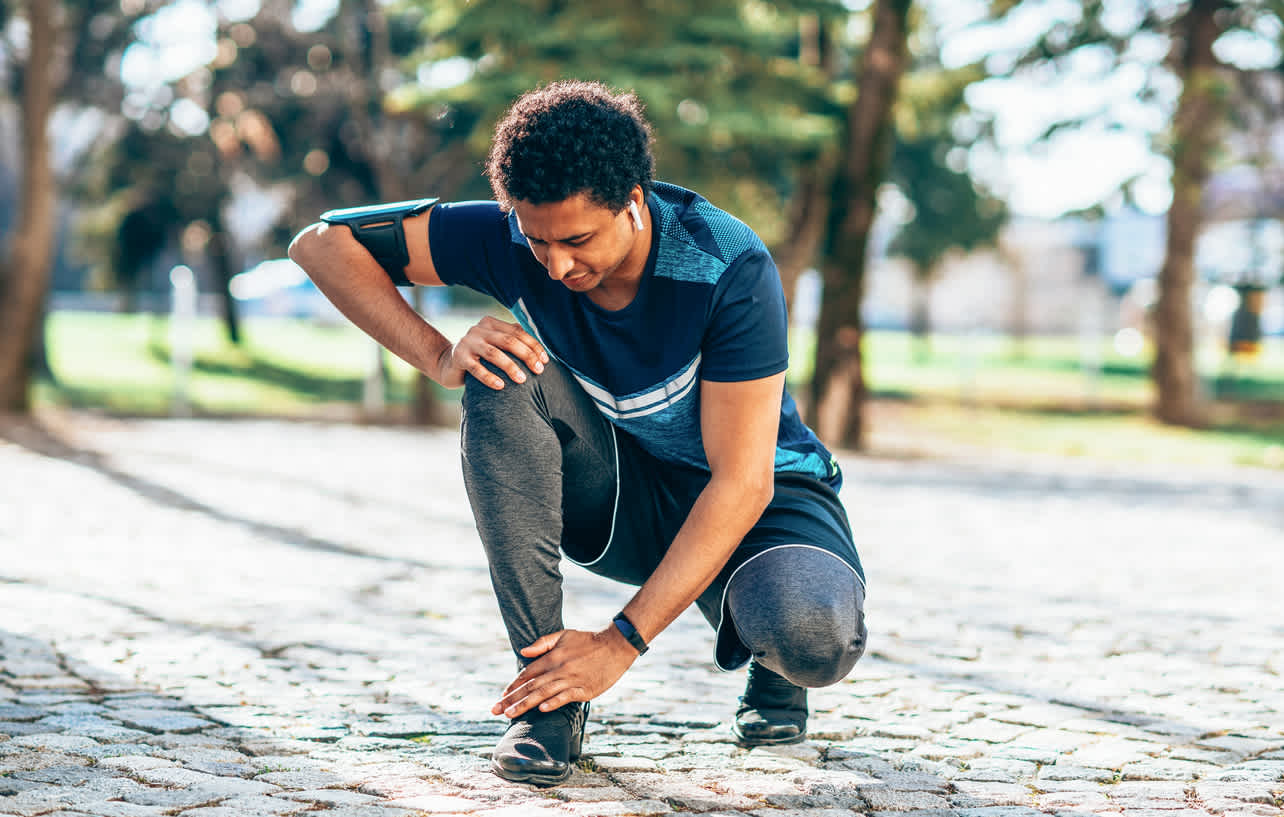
[727,546,867,688]
[462,363,539,414]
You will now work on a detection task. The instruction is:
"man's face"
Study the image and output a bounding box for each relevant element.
[512,192,641,293]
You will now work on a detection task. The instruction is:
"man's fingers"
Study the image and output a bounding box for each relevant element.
[491,330,547,374]
[505,679,576,718]
[521,633,562,657]
[537,687,584,712]
[479,345,529,384]
[467,358,507,390]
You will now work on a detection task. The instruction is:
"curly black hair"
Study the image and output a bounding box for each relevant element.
[485,80,655,212]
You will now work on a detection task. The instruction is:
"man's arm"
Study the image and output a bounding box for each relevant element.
[288,207,547,389]
[492,372,783,717]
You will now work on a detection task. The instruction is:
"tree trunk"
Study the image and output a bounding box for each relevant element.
[207,210,242,345]
[910,269,932,363]
[0,2,59,412]
[772,15,836,316]
[776,158,836,317]
[1153,0,1226,427]
[809,0,912,449]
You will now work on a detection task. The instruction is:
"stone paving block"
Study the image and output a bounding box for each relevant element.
[381,793,490,812]
[952,758,1038,784]
[6,676,90,691]
[1110,810,1215,817]
[1035,789,1112,811]
[1122,759,1218,781]
[96,755,178,772]
[1066,738,1166,770]
[947,782,1033,808]
[1103,781,1193,806]
[870,772,953,796]
[563,800,674,816]
[610,773,761,811]
[109,709,216,734]
[822,751,897,776]
[0,750,93,775]
[356,773,456,799]
[2,659,65,678]
[955,808,1045,817]
[868,809,960,817]
[912,740,989,763]
[859,787,951,812]
[0,721,50,737]
[37,802,170,817]
[951,720,1032,744]
[81,742,166,761]
[196,794,312,814]
[255,770,347,789]
[740,752,809,773]
[747,809,854,817]
[990,706,1081,729]
[301,807,423,817]
[1036,763,1118,783]
[1195,737,1279,760]
[0,777,44,797]
[592,756,660,773]
[11,763,119,785]
[1193,782,1279,805]
[0,705,42,722]
[556,787,637,802]
[1208,762,1284,783]
[134,765,283,797]
[175,809,299,817]
[277,788,385,806]
[0,733,100,755]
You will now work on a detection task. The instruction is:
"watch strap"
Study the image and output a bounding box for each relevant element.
[612,613,649,655]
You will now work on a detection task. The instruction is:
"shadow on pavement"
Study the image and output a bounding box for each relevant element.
[0,418,439,570]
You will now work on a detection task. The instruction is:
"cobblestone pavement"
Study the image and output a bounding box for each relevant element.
[1,415,1281,817]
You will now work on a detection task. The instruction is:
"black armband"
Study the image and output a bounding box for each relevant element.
[320,198,438,286]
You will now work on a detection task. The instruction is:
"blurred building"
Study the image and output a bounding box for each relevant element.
[863,204,1282,338]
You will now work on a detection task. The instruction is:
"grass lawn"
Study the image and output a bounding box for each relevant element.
[34,310,1284,470]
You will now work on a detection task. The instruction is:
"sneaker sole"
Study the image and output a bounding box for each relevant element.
[732,726,808,746]
[489,760,576,787]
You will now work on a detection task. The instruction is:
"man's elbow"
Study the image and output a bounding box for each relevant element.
[752,474,774,514]
[287,222,325,270]
[736,469,774,517]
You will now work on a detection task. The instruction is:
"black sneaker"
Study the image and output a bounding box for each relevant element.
[490,701,588,786]
[733,662,807,746]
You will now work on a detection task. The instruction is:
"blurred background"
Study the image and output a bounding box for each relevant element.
[1,0,1281,469]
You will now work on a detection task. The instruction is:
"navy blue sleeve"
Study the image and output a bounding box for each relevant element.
[427,200,521,308]
[700,249,790,382]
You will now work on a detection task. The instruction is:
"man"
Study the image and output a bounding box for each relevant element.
[289,80,866,787]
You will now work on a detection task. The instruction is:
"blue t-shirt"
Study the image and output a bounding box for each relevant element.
[428,181,841,489]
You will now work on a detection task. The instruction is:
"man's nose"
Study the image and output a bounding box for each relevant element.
[546,245,575,280]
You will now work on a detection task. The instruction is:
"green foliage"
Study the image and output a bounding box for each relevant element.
[888,45,1005,277]
[974,0,1284,212]
[399,0,849,239]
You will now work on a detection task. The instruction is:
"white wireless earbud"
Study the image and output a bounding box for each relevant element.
[628,201,644,231]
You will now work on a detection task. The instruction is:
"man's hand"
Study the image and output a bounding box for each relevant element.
[437,316,549,389]
[492,628,638,719]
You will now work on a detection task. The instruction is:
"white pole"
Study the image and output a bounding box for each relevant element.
[364,339,386,416]
[169,265,197,417]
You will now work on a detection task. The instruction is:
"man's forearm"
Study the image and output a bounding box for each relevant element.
[618,475,772,647]
[289,223,453,381]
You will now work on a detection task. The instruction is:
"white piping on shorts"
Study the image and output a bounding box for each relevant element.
[562,421,621,569]
[714,543,867,672]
